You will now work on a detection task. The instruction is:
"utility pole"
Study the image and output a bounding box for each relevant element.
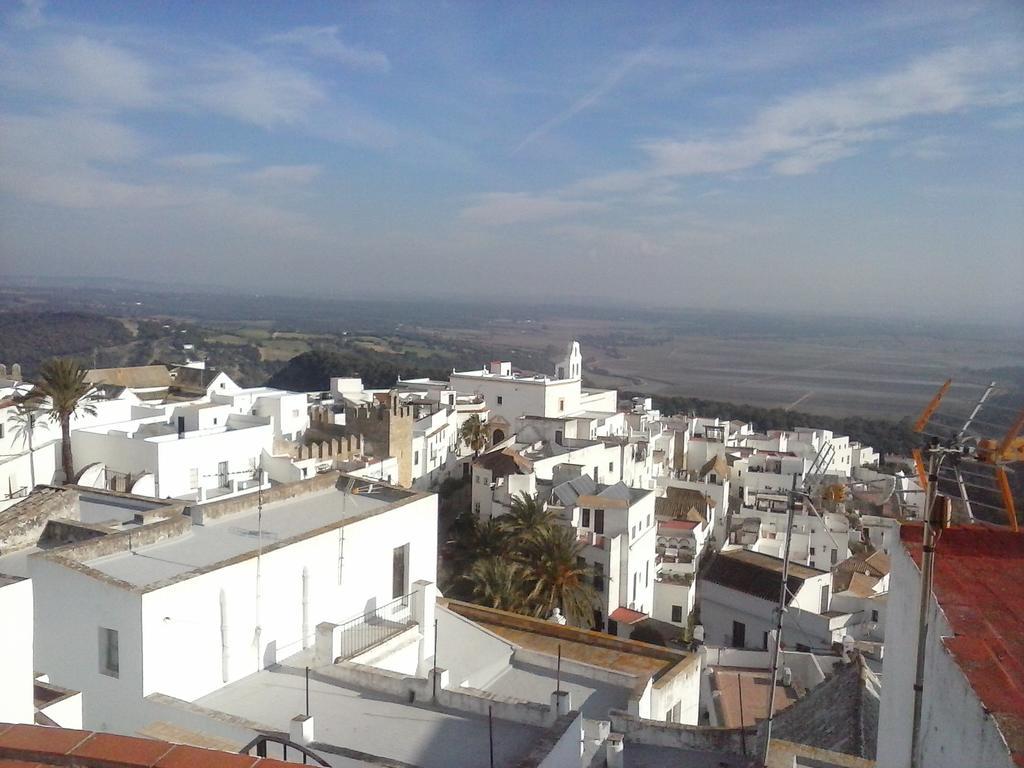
[759,474,797,766]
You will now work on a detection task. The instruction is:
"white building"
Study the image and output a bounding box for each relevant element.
[742,492,851,571]
[449,341,617,434]
[548,469,657,634]
[70,403,274,501]
[877,523,1023,768]
[699,549,862,650]
[0,574,34,724]
[28,472,438,733]
[210,386,309,441]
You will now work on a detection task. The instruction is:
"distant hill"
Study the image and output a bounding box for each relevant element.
[265,349,449,392]
[0,311,133,376]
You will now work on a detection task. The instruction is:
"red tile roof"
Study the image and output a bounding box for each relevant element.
[659,519,699,531]
[0,724,289,768]
[609,606,647,624]
[901,523,1024,766]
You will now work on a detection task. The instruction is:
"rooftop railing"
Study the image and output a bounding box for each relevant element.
[333,592,418,660]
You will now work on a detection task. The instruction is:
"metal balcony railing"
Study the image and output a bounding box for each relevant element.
[333,592,418,660]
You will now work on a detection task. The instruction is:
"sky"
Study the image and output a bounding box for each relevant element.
[1,1,1022,320]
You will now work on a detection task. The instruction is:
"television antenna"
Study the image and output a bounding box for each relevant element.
[907,378,1023,768]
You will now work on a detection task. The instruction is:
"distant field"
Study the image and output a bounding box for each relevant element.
[419,317,1023,420]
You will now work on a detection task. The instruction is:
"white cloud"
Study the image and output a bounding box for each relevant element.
[460,192,604,226]
[158,152,245,169]
[639,45,1021,179]
[265,26,389,73]
[9,0,45,30]
[189,51,326,128]
[1,36,157,109]
[242,164,321,184]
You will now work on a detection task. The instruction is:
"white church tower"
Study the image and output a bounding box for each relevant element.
[556,340,582,381]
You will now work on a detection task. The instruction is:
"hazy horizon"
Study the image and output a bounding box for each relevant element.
[1,1,1022,320]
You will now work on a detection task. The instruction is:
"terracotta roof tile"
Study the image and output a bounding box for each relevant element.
[609,606,647,624]
[0,726,296,768]
[155,746,260,768]
[0,725,92,759]
[901,523,1024,767]
[70,733,174,766]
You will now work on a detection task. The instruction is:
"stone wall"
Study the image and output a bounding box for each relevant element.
[0,487,80,553]
[188,471,341,525]
[608,710,755,756]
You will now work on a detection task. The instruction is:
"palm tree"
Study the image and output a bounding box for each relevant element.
[462,557,528,612]
[521,525,597,627]
[16,358,96,484]
[459,415,488,457]
[502,492,559,546]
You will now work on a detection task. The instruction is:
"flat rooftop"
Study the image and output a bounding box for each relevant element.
[483,658,631,719]
[84,484,394,588]
[195,664,545,768]
[711,667,797,728]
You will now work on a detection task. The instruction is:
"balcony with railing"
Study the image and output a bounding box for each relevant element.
[332,592,418,661]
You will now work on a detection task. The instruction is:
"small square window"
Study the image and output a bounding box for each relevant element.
[99,627,119,678]
[496,396,503,405]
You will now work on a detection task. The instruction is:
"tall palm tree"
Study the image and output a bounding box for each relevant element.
[522,525,597,627]
[17,358,96,484]
[462,557,528,612]
[459,415,488,457]
[502,492,559,546]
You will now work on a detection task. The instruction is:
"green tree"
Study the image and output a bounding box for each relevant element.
[501,492,559,547]
[459,414,488,457]
[521,525,597,627]
[462,557,529,612]
[16,358,96,484]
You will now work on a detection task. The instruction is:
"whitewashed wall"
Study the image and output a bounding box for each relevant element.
[0,577,34,724]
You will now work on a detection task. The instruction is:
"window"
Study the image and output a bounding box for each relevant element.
[392,544,409,599]
[496,396,503,405]
[594,509,605,534]
[592,608,604,631]
[731,620,746,647]
[671,605,683,623]
[820,585,830,613]
[809,546,816,555]
[608,461,613,472]
[871,609,879,622]
[473,502,481,514]
[581,508,591,527]
[607,619,618,636]
[762,632,769,650]
[414,450,419,466]
[593,466,599,482]
[645,560,649,587]
[593,562,604,592]
[213,417,218,425]
[99,627,119,678]
[555,429,563,445]
[559,398,565,412]
[646,515,651,528]
[831,548,838,566]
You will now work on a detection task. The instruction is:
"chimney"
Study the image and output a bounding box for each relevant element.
[605,733,624,768]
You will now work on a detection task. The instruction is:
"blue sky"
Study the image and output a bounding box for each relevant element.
[1,1,1021,319]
